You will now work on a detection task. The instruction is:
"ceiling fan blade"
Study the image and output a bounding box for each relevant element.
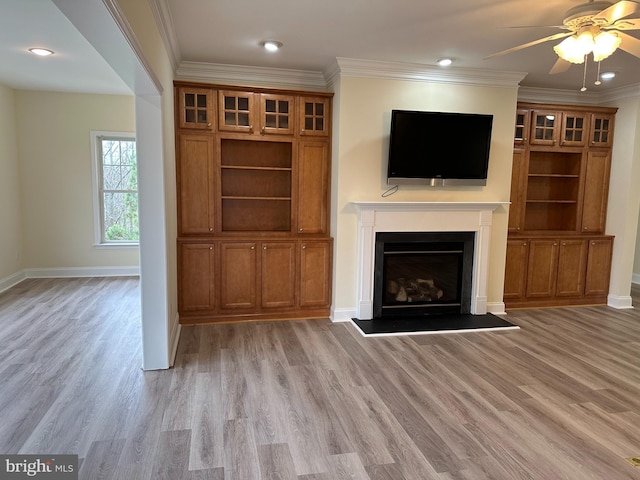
[549,57,571,74]
[484,32,573,59]
[593,0,640,24]
[607,17,640,30]
[617,31,640,57]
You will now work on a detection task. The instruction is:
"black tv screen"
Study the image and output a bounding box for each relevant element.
[387,109,493,186]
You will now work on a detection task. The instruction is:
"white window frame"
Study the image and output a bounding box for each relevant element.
[90,131,139,248]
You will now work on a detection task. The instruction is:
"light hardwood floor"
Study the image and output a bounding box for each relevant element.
[1,277,640,479]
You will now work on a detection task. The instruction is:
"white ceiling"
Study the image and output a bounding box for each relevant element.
[1,0,640,95]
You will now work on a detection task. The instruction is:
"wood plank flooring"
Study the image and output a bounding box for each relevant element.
[2,277,640,479]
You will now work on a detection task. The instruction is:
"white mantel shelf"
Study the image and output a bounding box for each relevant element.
[351,201,509,319]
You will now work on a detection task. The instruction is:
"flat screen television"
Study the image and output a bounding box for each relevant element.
[387,109,493,186]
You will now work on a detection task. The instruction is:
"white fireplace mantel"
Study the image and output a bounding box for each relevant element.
[352,201,508,319]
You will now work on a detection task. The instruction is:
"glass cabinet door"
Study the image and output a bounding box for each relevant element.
[530,110,561,146]
[178,87,214,130]
[299,97,330,136]
[218,90,255,133]
[260,94,295,135]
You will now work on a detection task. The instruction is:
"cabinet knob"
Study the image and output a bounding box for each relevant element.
[299,228,303,232]
[207,122,212,127]
[302,245,306,249]
[592,242,596,246]
[251,245,255,250]
[553,243,558,246]
[209,227,213,232]
[523,242,527,246]
[209,246,213,250]
[583,227,588,231]
[562,242,566,246]
[263,245,267,250]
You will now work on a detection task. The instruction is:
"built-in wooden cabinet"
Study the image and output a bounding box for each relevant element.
[505,102,616,309]
[175,82,333,323]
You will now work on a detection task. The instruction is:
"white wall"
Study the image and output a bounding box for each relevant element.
[331,76,518,318]
[607,97,640,301]
[0,84,23,282]
[15,91,138,271]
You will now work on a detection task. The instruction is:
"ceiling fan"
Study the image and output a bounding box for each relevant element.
[485,0,640,78]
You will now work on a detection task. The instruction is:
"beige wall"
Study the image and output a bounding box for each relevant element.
[0,84,23,280]
[15,91,138,270]
[332,76,518,315]
[607,97,640,296]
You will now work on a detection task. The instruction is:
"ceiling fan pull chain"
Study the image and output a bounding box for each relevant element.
[595,61,602,85]
[581,55,588,91]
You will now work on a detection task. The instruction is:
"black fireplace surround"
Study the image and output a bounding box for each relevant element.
[373,231,475,318]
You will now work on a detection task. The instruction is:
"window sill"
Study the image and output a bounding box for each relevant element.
[93,243,139,249]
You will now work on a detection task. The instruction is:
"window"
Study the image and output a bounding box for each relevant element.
[91,131,138,246]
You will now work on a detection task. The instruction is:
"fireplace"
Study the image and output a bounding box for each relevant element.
[373,232,474,318]
[351,201,508,320]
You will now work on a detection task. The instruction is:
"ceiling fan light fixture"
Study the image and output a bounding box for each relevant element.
[592,30,621,61]
[554,36,588,64]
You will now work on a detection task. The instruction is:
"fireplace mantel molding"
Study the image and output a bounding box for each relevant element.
[351,201,508,320]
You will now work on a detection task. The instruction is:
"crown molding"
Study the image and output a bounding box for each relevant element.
[519,83,640,105]
[148,0,181,71]
[176,61,329,91]
[329,57,527,88]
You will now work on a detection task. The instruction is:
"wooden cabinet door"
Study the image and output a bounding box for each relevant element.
[261,242,296,308]
[177,87,215,130]
[504,239,529,300]
[220,242,257,310]
[259,94,295,135]
[299,240,332,307]
[299,97,330,136]
[297,140,329,234]
[585,238,613,296]
[513,108,530,146]
[590,113,614,147]
[218,90,256,134]
[508,149,527,233]
[179,242,216,311]
[526,239,559,298]
[581,150,611,234]
[530,110,561,146]
[560,111,588,147]
[178,134,215,234]
[555,239,587,297]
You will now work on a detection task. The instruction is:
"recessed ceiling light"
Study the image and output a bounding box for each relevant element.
[29,48,54,56]
[437,58,453,67]
[600,71,616,80]
[262,41,283,52]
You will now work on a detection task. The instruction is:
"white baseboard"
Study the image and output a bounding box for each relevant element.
[25,266,140,278]
[487,302,507,315]
[0,266,140,294]
[169,313,181,367]
[0,270,28,294]
[331,307,356,323]
[608,294,634,309]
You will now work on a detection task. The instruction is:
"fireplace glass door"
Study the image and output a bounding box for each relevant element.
[374,232,474,318]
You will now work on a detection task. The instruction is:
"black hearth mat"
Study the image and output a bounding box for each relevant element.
[351,313,518,336]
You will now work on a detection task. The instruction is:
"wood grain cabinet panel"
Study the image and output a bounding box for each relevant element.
[178,242,216,312]
[585,238,613,296]
[261,242,296,308]
[504,239,529,300]
[177,134,215,235]
[555,239,587,297]
[581,150,611,234]
[299,240,332,307]
[526,240,559,298]
[297,140,329,234]
[220,242,257,310]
